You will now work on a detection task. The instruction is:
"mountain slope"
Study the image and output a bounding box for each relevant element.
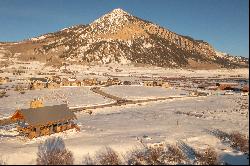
[0,8,248,69]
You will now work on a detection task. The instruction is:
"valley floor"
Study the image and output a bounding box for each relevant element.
[0,63,249,164]
[0,85,249,164]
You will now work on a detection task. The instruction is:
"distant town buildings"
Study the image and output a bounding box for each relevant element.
[143,80,171,88]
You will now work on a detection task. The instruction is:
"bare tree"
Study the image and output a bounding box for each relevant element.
[95,147,122,165]
[82,153,96,165]
[36,137,74,165]
[194,147,219,165]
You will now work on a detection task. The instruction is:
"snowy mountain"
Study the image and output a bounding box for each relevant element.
[0,8,248,69]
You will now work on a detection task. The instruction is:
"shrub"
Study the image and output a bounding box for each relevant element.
[0,158,6,165]
[229,132,249,153]
[95,147,122,165]
[145,146,166,165]
[82,153,96,165]
[36,137,74,165]
[14,85,25,91]
[126,144,187,165]
[209,129,230,142]
[126,146,149,165]
[165,144,187,164]
[209,129,249,154]
[127,146,166,165]
[194,147,219,165]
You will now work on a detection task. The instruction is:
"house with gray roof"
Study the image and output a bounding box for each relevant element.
[11,104,79,139]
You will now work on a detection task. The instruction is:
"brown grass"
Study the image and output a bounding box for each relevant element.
[137,146,165,165]
[194,147,219,165]
[210,129,249,154]
[0,158,6,165]
[165,144,187,164]
[229,131,249,153]
[126,144,187,165]
[82,153,96,165]
[95,147,122,165]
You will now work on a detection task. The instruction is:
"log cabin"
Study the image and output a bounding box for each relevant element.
[10,104,79,139]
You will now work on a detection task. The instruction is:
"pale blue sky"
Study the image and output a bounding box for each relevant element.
[0,0,249,57]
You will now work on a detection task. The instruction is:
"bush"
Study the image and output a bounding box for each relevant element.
[165,144,187,164]
[82,153,96,165]
[127,146,165,165]
[209,129,230,142]
[0,158,6,165]
[126,146,148,165]
[126,144,187,165]
[36,137,74,165]
[14,85,24,91]
[95,147,122,165]
[145,146,166,165]
[209,129,249,154]
[229,132,249,153]
[194,147,219,165]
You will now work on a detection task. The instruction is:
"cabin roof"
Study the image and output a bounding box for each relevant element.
[18,104,76,126]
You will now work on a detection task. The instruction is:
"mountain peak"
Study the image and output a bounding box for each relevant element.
[2,8,248,69]
[110,8,130,15]
[91,8,133,25]
[89,8,135,35]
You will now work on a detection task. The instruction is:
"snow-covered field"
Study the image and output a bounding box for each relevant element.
[0,61,249,79]
[102,85,187,100]
[0,87,113,118]
[0,92,248,164]
[0,62,249,164]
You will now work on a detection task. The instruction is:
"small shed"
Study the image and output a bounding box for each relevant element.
[11,104,79,139]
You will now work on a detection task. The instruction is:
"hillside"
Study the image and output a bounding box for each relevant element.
[0,8,248,69]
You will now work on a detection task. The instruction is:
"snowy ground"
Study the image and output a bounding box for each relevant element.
[0,92,248,164]
[0,62,249,164]
[0,87,113,118]
[0,61,249,79]
[102,85,187,100]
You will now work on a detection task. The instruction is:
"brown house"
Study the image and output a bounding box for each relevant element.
[11,104,79,139]
[29,77,48,90]
[144,80,170,88]
[107,77,121,85]
[47,82,61,89]
[61,78,82,87]
[0,77,9,84]
[242,85,249,92]
[49,75,61,83]
[216,82,238,90]
[82,78,99,86]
